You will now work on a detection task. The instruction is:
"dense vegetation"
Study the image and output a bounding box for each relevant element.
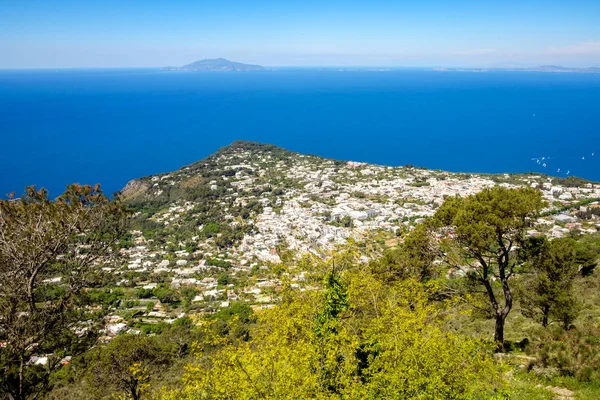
[2,183,600,399]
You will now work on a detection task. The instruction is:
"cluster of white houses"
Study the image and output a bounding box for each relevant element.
[97,148,600,339]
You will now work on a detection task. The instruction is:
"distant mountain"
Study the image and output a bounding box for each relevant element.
[164,58,265,72]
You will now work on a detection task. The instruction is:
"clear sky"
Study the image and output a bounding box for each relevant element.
[1,0,600,68]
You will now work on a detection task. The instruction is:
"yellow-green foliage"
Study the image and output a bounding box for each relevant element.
[161,267,501,399]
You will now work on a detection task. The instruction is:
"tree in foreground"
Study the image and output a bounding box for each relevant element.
[520,237,580,328]
[0,185,129,400]
[431,187,545,350]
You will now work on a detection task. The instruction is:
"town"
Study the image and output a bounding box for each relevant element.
[99,141,600,339]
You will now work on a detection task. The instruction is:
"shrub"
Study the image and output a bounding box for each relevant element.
[529,325,600,382]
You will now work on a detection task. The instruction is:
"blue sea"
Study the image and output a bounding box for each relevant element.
[1,68,599,197]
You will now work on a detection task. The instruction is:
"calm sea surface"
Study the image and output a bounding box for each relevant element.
[1,68,599,197]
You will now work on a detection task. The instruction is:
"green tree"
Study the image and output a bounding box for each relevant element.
[520,237,580,328]
[371,224,437,282]
[152,284,178,303]
[202,223,220,237]
[159,317,198,359]
[313,268,349,393]
[217,273,229,286]
[135,288,154,299]
[431,187,545,350]
[180,287,199,308]
[0,185,129,400]
[340,215,353,228]
[573,236,600,276]
[84,335,171,400]
[210,302,255,341]
[145,301,155,313]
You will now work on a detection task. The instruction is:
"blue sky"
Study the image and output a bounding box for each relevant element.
[1,0,600,68]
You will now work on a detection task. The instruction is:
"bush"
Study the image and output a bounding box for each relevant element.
[217,274,229,286]
[161,269,502,399]
[202,223,220,237]
[529,325,600,382]
[205,258,232,269]
[136,288,154,299]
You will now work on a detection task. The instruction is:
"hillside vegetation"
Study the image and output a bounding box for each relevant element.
[2,142,600,400]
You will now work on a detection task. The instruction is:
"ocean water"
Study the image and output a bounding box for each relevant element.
[1,68,599,197]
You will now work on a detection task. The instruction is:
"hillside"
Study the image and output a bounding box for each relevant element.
[121,140,599,272]
[18,141,600,399]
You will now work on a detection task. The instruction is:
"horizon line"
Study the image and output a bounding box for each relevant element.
[2,64,600,71]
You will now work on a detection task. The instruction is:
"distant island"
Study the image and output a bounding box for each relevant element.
[162,61,599,73]
[163,58,265,72]
[431,65,600,73]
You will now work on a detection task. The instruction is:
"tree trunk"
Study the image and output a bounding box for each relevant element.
[494,313,505,351]
[542,305,549,327]
[496,271,513,352]
[131,385,140,400]
[19,356,24,400]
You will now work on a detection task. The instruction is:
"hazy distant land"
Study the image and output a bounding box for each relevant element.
[163,58,265,72]
[161,59,599,73]
[431,65,600,73]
